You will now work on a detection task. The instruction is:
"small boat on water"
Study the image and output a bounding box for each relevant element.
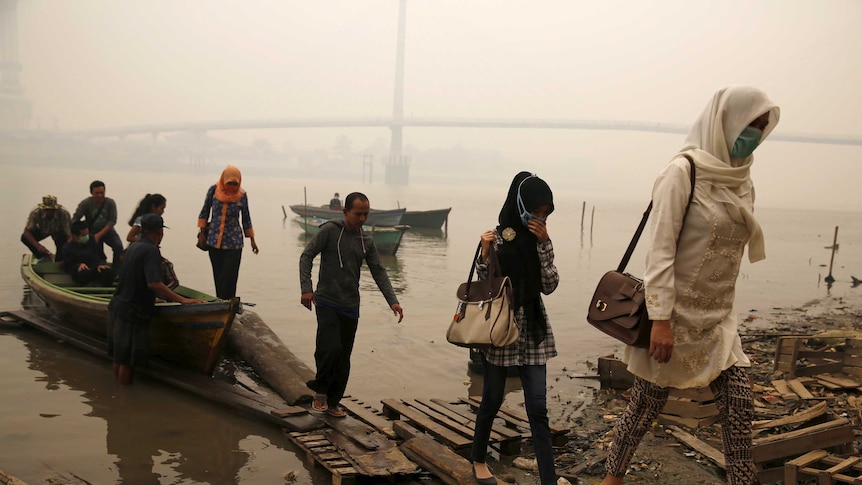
[289,204,406,227]
[401,207,451,229]
[295,216,407,255]
[20,254,239,375]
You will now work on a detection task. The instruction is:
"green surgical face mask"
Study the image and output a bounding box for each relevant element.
[78,235,89,244]
[731,126,763,158]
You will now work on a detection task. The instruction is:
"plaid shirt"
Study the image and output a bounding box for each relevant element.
[26,207,71,238]
[477,234,559,367]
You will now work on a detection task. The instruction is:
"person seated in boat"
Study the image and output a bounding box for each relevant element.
[328,192,342,210]
[124,193,178,290]
[72,180,124,269]
[126,193,166,243]
[108,214,205,385]
[22,194,72,264]
[61,221,115,286]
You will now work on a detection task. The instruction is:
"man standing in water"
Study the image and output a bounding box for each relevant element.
[108,214,205,385]
[299,192,404,418]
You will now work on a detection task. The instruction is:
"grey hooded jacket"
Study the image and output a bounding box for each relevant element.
[299,220,399,310]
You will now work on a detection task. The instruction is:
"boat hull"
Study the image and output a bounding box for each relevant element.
[401,208,451,228]
[289,204,406,227]
[20,255,238,375]
[295,217,405,255]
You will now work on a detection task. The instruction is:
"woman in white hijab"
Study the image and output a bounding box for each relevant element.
[601,86,780,485]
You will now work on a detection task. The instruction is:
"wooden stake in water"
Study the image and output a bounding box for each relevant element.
[825,226,839,284]
[303,187,308,237]
[580,201,586,230]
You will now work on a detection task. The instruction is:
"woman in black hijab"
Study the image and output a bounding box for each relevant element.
[471,172,560,485]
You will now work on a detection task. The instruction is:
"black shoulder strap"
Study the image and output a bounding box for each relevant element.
[617,155,695,273]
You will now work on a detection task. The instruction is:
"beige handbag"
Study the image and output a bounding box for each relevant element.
[447,244,518,349]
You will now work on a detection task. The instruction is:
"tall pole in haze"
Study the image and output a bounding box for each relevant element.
[0,0,31,129]
[386,0,409,185]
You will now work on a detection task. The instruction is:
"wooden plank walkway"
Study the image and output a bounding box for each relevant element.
[4,309,572,485]
[380,396,568,456]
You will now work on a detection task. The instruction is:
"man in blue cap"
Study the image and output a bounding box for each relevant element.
[107,213,205,385]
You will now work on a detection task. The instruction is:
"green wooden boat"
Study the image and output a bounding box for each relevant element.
[20,254,239,375]
[295,216,406,255]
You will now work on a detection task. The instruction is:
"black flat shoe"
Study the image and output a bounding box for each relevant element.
[472,465,496,485]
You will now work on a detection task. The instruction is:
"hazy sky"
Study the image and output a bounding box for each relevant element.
[13,0,862,209]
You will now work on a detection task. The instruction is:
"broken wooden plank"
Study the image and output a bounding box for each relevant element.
[399,428,475,485]
[340,398,396,440]
[752,401,828,431]
[786,378,816,400]
[558,452,608,481]
[668,425,726,469]
[784,449,830,484]
[661,396,718,419]
[770,379,798,400]
[381,398,472,449]
[325,428,418,477]
[414,398,521,456]
[818,373,862,389]
[753,417,854,463]
[463,396,568,437]
[429,398,522,439]
[794,362,845,377]
[270,405,307,418]
[286,430,358,484]
[658,413,718,429]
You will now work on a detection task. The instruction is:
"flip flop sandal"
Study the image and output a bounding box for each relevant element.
[327,407,347,418]
[311,398,328,413]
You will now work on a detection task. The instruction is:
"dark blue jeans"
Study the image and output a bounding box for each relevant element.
[96,228,124,268]
[471,356,556,485]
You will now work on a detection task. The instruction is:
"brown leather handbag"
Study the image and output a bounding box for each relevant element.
[587,156,695,348]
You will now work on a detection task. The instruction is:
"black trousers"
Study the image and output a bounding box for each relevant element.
[208,248,242,299]
[308,305,358,408]
[21,232,66,262]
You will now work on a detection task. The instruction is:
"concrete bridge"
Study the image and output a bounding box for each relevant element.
[57,116,862,148]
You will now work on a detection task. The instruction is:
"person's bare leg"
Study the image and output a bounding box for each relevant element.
[600,475,623,485]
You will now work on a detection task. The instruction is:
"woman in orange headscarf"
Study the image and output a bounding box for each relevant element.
[197,165,259,299]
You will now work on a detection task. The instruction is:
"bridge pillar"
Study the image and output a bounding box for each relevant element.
[385,155,410,186]
[0,0,31,129]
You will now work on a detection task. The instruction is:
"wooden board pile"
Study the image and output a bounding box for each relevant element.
[595,335,862,485]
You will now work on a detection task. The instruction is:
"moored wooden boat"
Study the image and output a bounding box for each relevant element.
[20,254,238,375]
[288,204,406,227]
[401,207,451,229]
[295,216,407,255]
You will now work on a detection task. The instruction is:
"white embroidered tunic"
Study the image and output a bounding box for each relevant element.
[623,157,751,388]
[623,85,781,389]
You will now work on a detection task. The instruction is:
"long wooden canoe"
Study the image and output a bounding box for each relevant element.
[20,254,239,375]
[401,208,451,229]
[289,204,406,227]
[295,216,406,255]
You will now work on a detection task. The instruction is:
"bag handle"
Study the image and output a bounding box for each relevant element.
[617,155,696,273]
[461,242,501,299]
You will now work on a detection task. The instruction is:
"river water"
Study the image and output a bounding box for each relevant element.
[1,163,860,484]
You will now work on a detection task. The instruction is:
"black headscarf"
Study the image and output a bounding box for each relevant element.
[495,172,554,343]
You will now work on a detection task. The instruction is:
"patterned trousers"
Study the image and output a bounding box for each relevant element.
[605,365,759,485]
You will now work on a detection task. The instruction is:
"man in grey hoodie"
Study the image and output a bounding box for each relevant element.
[299,192,404,418]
